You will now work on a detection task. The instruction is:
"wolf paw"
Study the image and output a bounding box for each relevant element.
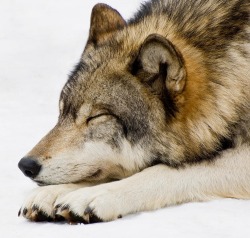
[18,184,78,222]
[54,186,123,223]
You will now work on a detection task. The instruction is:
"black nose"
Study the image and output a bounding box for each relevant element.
[18,157,41,178]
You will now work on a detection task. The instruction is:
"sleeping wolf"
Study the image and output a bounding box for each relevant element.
[18,0,250,223]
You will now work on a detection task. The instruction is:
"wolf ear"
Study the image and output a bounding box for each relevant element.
[132,34,186,95]
[87,3,126,45]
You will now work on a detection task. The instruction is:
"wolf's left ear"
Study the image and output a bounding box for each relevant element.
[87,3,126,45]
[132,34,186,95]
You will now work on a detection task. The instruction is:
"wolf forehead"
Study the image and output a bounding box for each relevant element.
[60,64,144,114]
[58,51,154,142]
[59,36,151,115]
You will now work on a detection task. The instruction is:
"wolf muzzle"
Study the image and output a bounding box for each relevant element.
[18,157,41,178]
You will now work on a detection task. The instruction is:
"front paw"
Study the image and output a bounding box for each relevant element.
[19,184,78,222]
[54,186,123,224]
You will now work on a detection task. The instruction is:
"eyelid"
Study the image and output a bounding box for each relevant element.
[86,113,110,124]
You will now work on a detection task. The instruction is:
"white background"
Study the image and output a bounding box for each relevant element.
[0,0,249,237]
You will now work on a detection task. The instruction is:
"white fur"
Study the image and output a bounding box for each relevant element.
[35,139,149,184]
[55,144,250,221]
[22,144,250,222]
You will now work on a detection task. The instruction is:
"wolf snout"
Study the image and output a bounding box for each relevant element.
[18,157,41,178]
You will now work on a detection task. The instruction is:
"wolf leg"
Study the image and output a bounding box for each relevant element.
[55,145,250,223]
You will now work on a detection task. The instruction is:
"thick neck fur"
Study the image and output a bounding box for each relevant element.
[114,7,249,163]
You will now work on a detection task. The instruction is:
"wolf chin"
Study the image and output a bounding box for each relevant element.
[18,0,250,223]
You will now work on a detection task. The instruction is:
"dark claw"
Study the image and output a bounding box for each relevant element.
[53,205,66,222]
[84,206,93,216]
[55,204,61,209]
[31,205,53,222]
[54,214,66,222]
[18,209,21,217]
[84,206,103,224]
[53,207,59,217]
[35,211,53,222]
[68,211,87,224]
[23,208,28,216]
[32,205,39,212]
[61,204,69,211]
[118,215,122,219]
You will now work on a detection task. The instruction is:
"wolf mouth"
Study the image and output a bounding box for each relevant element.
[34,180,47,186]
[33,169,103,186]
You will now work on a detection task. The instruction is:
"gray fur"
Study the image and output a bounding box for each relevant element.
[18,0,250,223]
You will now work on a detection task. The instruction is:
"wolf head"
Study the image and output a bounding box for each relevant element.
[18,3,229,185]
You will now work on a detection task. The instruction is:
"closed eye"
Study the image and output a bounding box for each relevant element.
[86,113,111,124]
[86,111,128,137]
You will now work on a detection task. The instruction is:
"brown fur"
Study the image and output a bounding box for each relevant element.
[18,0,250,223]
